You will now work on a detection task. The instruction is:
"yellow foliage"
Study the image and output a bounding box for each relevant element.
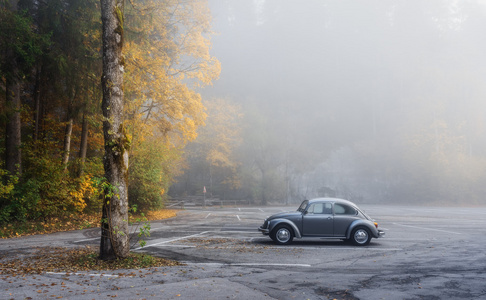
[120,0,220,203]
[145,209,178,221]
[69,175,96,212]
[180,98,243,190]
[201,98,243,169]
[124,0,219,151]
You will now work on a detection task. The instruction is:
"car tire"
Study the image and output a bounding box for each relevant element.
[270,224,294,245]
[350,227,372,246]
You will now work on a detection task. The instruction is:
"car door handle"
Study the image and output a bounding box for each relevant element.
[327,217,332,220]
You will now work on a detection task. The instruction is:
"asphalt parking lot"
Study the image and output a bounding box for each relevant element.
[1,204,486,299]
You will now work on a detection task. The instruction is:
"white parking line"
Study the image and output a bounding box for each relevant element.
[134,231,210,250]
[232,263,311,267]
[383,238,434,241]
[153,244,402,251]
[189,263,312,267]
[250,243,401,251]
[297,247,401,251]
[46,272,121,277]
[232,208,264,212]
[221,230,260,233]
[156,244,196,248]
[236,215,241,221]
[73,237,99,243]
[393,223,462,235]
[205,213,211,219]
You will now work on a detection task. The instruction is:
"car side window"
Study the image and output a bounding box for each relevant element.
[307,203,332,214]
[334,204,356,215]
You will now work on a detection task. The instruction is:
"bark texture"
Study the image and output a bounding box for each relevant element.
[62,118,73,170]
[99,0,130,260]
[78,113,88,177]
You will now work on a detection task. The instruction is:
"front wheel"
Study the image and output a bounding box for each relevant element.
[350,227,372,246]
[270,225,294,245]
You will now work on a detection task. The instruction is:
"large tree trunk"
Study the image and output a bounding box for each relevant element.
[78,112,88,177]
[62,85,77,171]
[99,0,130,260]
[62,117,73,170]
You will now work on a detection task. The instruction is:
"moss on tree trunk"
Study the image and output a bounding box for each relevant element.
[99,0,129,260]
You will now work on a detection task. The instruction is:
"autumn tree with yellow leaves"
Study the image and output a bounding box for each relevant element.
[123,0,220,210]
[0,0,219,229]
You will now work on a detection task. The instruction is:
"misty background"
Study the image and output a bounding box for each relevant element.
[169,0,486,205]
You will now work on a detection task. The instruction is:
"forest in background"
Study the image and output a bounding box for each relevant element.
[0,0,220,224]
[170,0,486,206]
[2,1,486,228]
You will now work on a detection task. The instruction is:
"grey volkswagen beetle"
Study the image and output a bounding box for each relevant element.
[258,198,385,246]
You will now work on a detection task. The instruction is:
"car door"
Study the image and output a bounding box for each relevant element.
[333,203,359,237]
[302,202,333,236]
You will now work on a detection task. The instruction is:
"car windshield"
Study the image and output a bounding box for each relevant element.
[297,200,308,212]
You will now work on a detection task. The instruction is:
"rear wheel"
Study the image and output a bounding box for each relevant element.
[350,227,371,246]
[270,225,294,245]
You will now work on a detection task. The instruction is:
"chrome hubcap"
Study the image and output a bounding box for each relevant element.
[354,229,369,244]
[276,228,290,243]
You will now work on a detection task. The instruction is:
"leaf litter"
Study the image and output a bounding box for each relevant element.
[0,246,182,277]
[0,209,181,277]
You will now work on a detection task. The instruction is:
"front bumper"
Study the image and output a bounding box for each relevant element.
[377,229,385,238]
[258,226,269,235]
[258,220,270,235]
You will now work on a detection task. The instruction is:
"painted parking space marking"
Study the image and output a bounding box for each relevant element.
[393,223,461,235]
[153,243,402,251]
[155,244,196,248]
[134,231,210,250]
[221,228,260,232]
[73,237,99,243]
[46,272,121,277]
[189,262,312,268]
[232,263,311,267]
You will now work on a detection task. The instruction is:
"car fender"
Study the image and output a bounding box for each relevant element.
[346,219,379,239]
[268,218,302,238]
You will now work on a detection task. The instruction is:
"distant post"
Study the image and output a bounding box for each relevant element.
[203,186,206,208]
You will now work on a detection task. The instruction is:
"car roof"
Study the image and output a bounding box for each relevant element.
[307,197,357,207]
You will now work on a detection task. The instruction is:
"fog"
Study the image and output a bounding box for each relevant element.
[171,0,486,205]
